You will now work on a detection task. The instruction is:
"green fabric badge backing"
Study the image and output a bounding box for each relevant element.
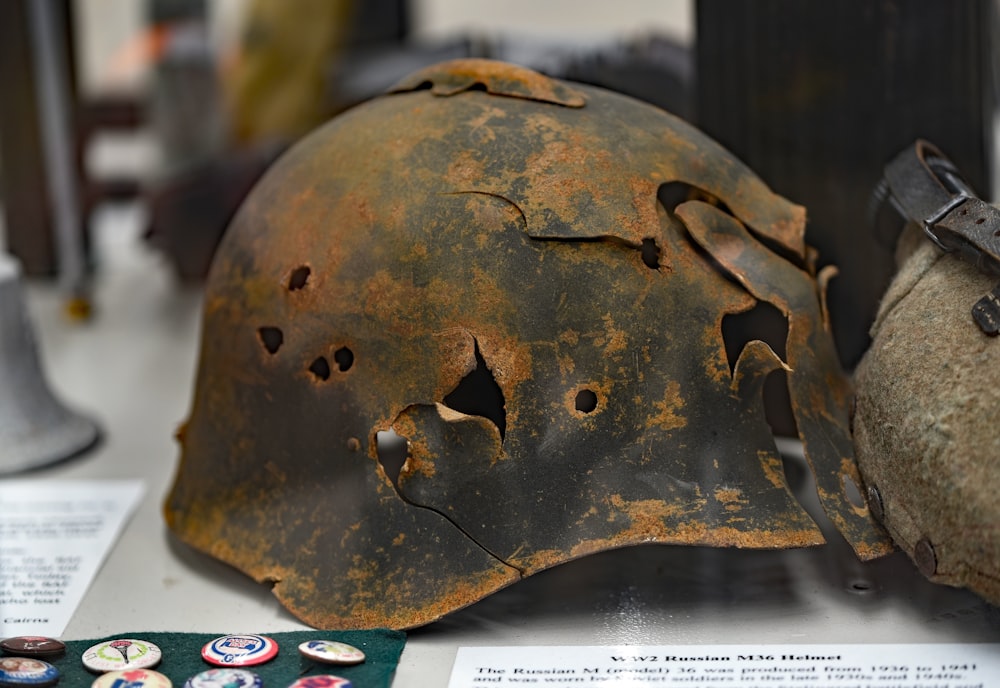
[46,629,405,686]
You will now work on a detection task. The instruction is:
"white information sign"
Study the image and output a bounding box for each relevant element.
[0,479,145,637]
[450,644,1000,688]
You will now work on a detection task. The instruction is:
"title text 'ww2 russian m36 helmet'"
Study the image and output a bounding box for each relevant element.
[165,59,892,629]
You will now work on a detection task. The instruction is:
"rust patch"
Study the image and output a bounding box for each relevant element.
[714,486,748,512]
[758,450,788,491]
[594,314,629,357]
[559,329,580,346]
[556,352,576,377]
[649,380,687,432]
[320,565,521,631]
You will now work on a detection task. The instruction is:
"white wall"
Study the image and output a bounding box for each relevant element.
[411,0,692,44]
[72,0,693,95]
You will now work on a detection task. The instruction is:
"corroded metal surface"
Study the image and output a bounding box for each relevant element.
[164,59,892,630]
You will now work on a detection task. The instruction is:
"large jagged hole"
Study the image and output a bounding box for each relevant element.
[641,238,660,269]
[376,429,409,487]
[443,341,506,440]
[721,301,796,437]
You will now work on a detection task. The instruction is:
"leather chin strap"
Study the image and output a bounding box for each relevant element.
[878,139,1000,336]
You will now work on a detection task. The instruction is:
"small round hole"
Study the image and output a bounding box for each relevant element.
[975,217,986,225]
[334,346,354,372]
[258,327,283,354]
[575,389,598,413]
[288,266,311,291]
[309,356,331,381]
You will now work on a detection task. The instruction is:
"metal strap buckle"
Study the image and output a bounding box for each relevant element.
[879,140,1000,335]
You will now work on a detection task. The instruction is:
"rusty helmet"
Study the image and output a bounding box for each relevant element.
[164,59,891,629]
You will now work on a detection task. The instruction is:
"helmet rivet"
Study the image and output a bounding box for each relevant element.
[914,538,938,577]
[866,485,884,522]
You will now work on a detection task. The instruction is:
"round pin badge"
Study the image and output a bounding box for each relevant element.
[183,668,263,688]
[81,638,163,673]
[91,668,172,688]
[286,676,352,688]
[0,656,60,687]
[0,637,65,658]
[200,635,278,667]
[297,640,365,666]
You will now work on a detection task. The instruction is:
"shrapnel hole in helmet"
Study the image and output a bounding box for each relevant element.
[442,340,506,440]
[376,429,408,488]
[308,356,331,381]
[574,389,599,413]
[288,265,311,291]
[333,346,354,372]
[257,326,283,355]
[640,238,660,269]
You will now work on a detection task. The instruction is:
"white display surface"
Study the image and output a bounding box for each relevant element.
[9,210,1000,687]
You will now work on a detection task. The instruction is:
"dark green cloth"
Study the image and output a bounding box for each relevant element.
[48,630,404,687]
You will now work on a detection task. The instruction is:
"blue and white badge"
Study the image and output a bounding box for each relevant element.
[0,656,60,686]
[200,635,278,667]
[183,667,263,687]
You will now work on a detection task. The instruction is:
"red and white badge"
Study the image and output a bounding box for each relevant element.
[200,635,278,667]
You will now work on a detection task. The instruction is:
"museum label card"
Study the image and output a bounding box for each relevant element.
[0,480,145,637]
[450,644,1000,687]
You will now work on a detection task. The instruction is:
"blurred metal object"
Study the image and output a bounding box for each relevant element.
[0,252,100,475]
[26,0,90,315]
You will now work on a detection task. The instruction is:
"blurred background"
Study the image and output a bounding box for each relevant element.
[1,0,997,375]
